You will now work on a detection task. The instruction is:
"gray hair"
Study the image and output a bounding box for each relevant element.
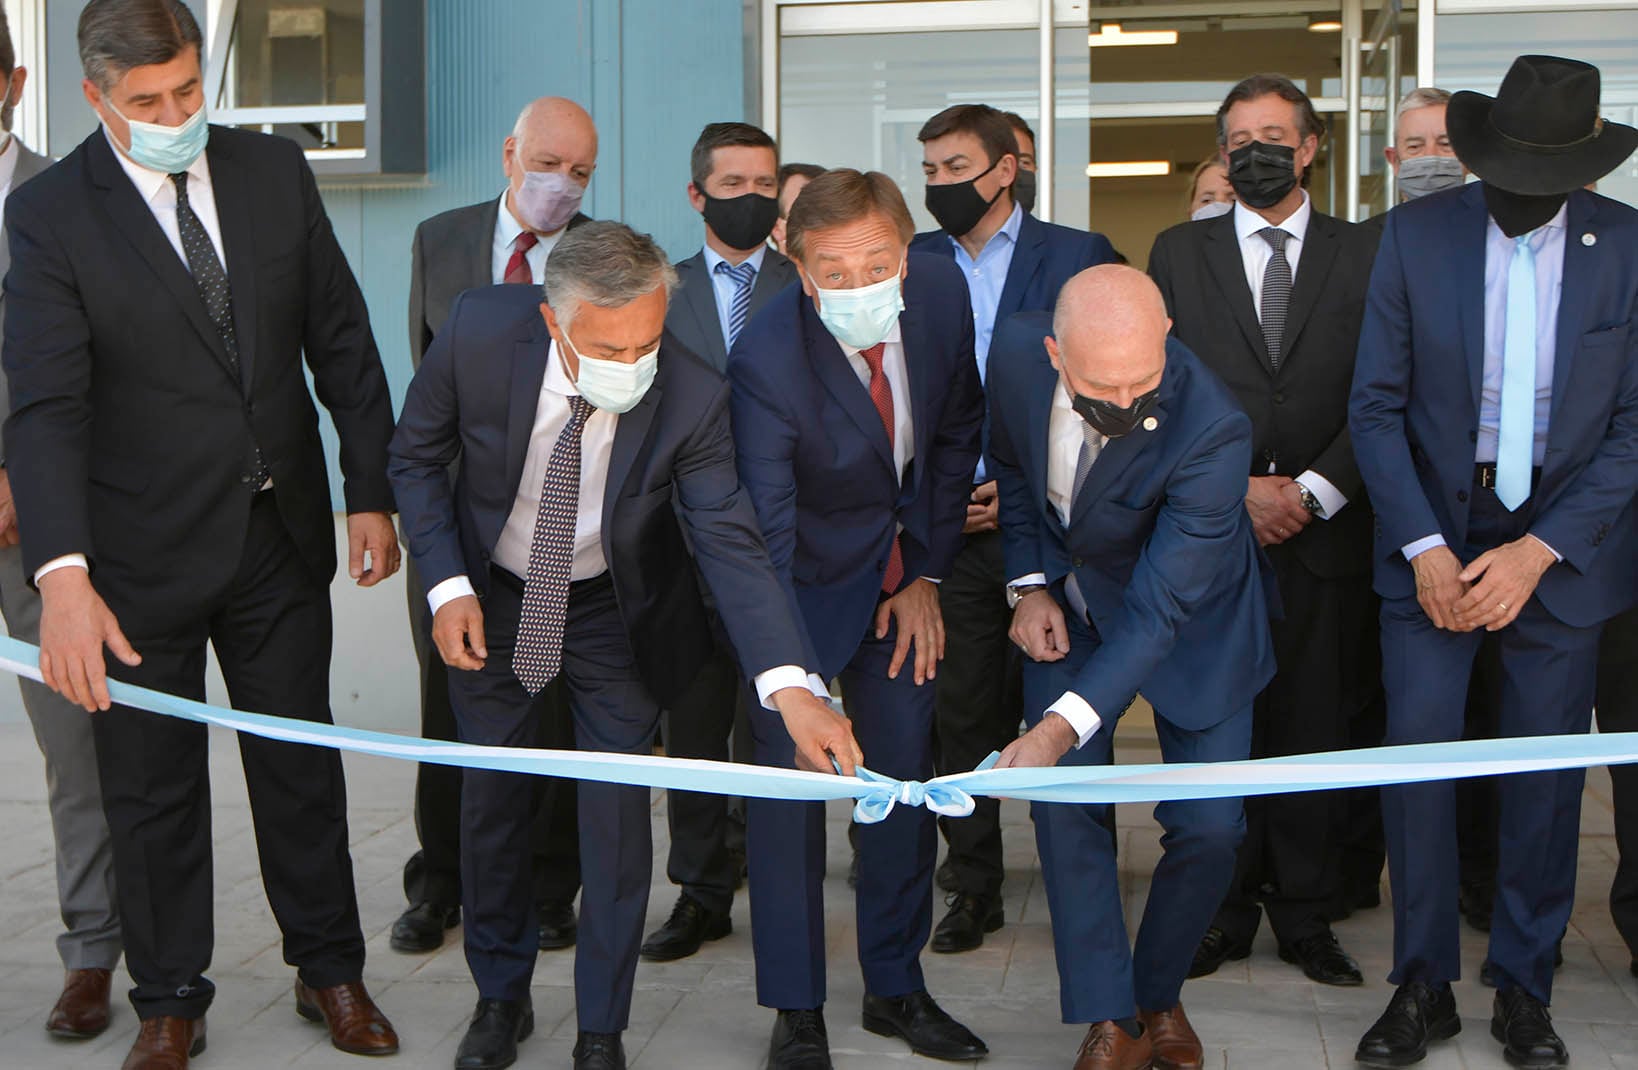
[1397,86,1452,122]
[543,221,678,329]
[78,0,204,92]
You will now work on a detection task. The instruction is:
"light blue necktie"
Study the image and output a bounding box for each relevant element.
[1496,234,1537,512]
[716,260,756,350]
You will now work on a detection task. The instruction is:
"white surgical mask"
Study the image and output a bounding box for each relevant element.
[559,332,658,414]
[513,161,585,234]
[106,97,209,174]
[1190,200,1234,222]
[814,264,905,350]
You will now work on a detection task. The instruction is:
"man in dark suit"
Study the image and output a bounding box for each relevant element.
[1350,55,1638,1069]
[0,24,125,1042]
[392,95,596,958]
[1147,73,1378,987]
[1596,607,1638,982]
[730,169,988,1069]
[2,3,400,1066]
[389,221,859,1070]
[640,121,802,963]
[988,266,1275,1070]
[910,102,1119,954]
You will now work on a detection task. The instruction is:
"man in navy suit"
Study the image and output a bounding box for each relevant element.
[729,169,988,1069]
[910,103,1119,952]
[988,266,1275,1070]
[389,222,860,1070]
[1349,56,1638,1070]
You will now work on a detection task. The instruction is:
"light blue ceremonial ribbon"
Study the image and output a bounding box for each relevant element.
[5,636,1637,822]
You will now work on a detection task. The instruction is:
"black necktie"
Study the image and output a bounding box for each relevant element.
[1258,226,1292,370]
[514,396,596,694]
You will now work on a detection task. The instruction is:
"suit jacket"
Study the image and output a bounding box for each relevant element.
[666,247,800,373]
[0,140,52,459]
[987,312,1276,730]
[388,285,809,705]
[2,127,395,634]
[1148,207,1379,579]
[407,196,591,368]
[908,212,1119,329]
[728,253,986,678]
[1351,184,1638,627]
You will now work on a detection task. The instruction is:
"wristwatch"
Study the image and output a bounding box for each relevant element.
[1297,485,1323,516]
[1006,582,1047,609]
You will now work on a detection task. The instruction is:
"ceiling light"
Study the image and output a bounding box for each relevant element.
[1086,161,1173,178]
[1308,15,1343,32]
[1088,23,1179,47]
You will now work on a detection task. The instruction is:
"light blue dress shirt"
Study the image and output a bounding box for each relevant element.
[703,243,767,351]
[952,202,1023,482]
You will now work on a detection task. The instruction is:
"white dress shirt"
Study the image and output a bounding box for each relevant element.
[1231,191,1348,520]
[1009,382,1104,749]
[35,130,230,585]
[835,322,914,484]
[426,340,813,708]
[491,192,566,286]
[703,243,767,348]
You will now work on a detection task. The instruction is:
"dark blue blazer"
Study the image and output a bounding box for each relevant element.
[909,211,1118,324]
[727,254,986,678]
[1350,184,1638,627]
[987,312,1276,730]
[388,285,811,706]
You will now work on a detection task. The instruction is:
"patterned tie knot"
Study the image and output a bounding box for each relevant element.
[716,259,756,287]
[568,395,594,425]
[1259,226,1289,253]
[514,231,539,254]
[170,172,190,203]
[860,342,887,376]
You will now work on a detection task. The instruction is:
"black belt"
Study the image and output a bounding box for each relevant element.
[1474,463,1542,491]
[488,563,611,595]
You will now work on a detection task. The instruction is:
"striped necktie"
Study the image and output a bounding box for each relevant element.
[514,396,595,694]
[716,259,757,350]
[1258,227,1292,370]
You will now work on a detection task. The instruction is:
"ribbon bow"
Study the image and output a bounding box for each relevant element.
[844,765,977,824]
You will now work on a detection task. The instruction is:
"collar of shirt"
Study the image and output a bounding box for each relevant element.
[949,200,1024,263]
[703,242,768,278]
[1484,201,1569,249]
[104,124,212,206]
[834,320,904,359]
[495,189,529,250]
[1233,188,1310,249]
[543,337,582,398]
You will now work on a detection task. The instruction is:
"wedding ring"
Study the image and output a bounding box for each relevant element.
[1498,601,1510,612]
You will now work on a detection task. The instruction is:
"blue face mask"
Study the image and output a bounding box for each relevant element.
[107,99,209,174]
[814,263,905,350]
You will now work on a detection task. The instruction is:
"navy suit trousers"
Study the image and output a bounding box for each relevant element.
[746,619,938,1009]
[448,570,661,1032]
[1024,600,1251,1023]
[1380,484,1599,1004]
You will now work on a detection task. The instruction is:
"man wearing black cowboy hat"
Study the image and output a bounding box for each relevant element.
[1349,54,1638,1069]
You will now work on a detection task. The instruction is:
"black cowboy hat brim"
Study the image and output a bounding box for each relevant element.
[1447,89,1638,196]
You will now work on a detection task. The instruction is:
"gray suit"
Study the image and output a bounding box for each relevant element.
[0,139,122,972]
[666,247,800,372]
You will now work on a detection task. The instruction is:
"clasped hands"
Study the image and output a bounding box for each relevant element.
[1410,537,1556,633]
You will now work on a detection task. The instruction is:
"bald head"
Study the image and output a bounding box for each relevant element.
[504,96,598,190]
[1047,266,1171,407]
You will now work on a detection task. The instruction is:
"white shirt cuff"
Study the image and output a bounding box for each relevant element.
[1293,470,1348,520]
[1401,534,1447,562]
[34,554,89,585]
[1009,572,1049,588]
[427,575,477,615]
[1527,533,1563,563]
[753,665,825,710]
[921,576,941,585]
[1047,690,1103,749]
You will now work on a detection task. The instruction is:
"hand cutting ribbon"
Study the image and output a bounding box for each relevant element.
[4,636,1637,823]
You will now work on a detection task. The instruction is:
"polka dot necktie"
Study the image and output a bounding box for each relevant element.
[513,396,596,694]
[714,259,756,349]
[1258,226,1292,370]
[504,231,538,286]
[859,343,904,594]
[171,172,269,489]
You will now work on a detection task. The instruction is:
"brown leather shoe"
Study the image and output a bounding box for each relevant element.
[1073,1020,1153,1070]
[46,967,113,1038]
[1139,1004,1203,1070]
[120,1016,205,1070]
[294,979,400,1055]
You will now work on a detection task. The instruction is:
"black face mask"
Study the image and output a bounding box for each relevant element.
[925,158,1007,237]
[1227,141,1299,210]
[701,192,781,251]
[1482,183,1567,238]
[1013,168,1037,215]
[1072,386,1160,439]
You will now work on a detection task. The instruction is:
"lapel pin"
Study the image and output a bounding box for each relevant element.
[1582,232,1597,247]
[1142,416,1159,432]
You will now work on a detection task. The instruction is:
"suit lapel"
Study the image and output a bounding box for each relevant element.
[1549,192,1597,434]
[207,137,260,390]
[1203,216,1270,371]
[506,329,550,498]
[1279,213,1339,366]
[89,133,237,383]
[995,213,1044,323]
[1027,358,1058,529]
[900,301,931,503]
[602,380,662,539]
[803,302,895,473]
[748,251,797,320]
[1455,184,1489,415]
[1068,382,1171,528]
[468,198,502,292]
[679,254,729,368]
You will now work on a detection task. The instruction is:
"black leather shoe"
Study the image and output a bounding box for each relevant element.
[1479,938,1565,989]
[1355,981,1460,1068]
[768,1008,832,1070]
[389,901,458,954]
[936,858,958,893]
[1187,926,1251,979]
[1278,929,1363,986]
[454,999,533,1070]
[931,894,1003,954]
[538,899,577,951]
[572,1030,626,1070]
[1459,880,1494,933]
[861,990,987,1062]
[639,893,731,962]
[1490,988,1567,1068]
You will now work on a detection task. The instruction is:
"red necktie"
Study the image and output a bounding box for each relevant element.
[503,231,538,285]
[860,343,905,593]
